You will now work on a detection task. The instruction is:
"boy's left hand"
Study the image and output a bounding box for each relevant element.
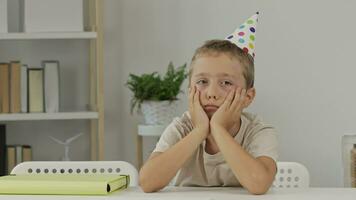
[210,87,246,133]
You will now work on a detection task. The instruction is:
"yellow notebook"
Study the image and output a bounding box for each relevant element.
[0,174,129,195]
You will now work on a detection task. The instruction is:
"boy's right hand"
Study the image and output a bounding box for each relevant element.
[189,86,209,138]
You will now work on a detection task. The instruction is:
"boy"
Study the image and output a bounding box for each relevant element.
[139,13,278,195]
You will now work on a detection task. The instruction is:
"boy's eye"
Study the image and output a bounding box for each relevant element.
[196,79,207,85]
[221,80,233,86]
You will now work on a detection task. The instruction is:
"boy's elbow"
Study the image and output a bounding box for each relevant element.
[139,170,162,193]
[139,180,163,193]
[247,182,271,195]
[139,171,153,193]
[244,174,272,195]
[140,184,158,193]
[247,187,269,195]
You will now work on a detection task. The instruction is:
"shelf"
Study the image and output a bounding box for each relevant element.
[0,112,98,121]
[0,32,97,40]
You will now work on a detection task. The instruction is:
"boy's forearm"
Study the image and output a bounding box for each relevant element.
[210,125,273,194]
[139,128,206,192]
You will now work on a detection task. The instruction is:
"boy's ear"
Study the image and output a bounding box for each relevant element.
[243,87,256,108]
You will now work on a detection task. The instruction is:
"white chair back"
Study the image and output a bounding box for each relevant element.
[11,161,138,186]
[273,161,310,188]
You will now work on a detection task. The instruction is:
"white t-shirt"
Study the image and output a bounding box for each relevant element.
[153,111,278,187]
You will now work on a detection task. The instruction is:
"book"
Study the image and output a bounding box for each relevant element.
[22,145,32,162]
[20,65,28,113]
[0,125,6,176]
[43,61,60,113]
[7,144,32,170]
[10,61,21,113]
[0,0,7,33]
[28,68,44,112]
[0,63,10,113]
[0,174,129,195]
[15,146,22,164]
[6,146,16,175]
[5,145,32,175]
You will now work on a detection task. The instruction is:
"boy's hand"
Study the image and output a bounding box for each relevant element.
[189,86,209,137]
[210,87,246,133]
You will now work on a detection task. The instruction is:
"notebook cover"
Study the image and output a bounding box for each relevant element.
[0,174,129,195]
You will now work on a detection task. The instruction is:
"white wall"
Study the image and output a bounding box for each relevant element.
[103,0,356,187]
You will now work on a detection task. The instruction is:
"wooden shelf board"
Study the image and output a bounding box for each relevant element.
[0,112,99,121]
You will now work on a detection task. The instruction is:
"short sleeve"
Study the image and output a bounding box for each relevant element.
[152,123,182,153]
[246,127,278,162]
[152,112,192,153]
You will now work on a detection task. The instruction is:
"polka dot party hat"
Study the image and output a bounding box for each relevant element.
[225,12,259,58]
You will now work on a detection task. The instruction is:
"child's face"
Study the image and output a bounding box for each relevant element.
[190,53,253,118]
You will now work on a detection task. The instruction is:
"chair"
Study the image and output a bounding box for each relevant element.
[11,161,139,186]
[273,161,310,188]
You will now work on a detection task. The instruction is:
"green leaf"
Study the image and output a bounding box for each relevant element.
[125,62,188,113]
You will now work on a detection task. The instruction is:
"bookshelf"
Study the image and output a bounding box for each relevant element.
[0,0,104,161]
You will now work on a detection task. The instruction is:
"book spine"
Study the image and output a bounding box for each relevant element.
[15,146,22,165]
[6,146,16,174]
[28,68,44,113]
[10,61,21,113]
[0,63,10,113]
[0,125,6,176]
[22,145,32,162]
[21,65,28,113]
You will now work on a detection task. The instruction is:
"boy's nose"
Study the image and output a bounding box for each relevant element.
[208,94,218,100]
[206,85,220,100]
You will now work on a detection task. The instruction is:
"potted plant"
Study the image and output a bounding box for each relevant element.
[126,62,187,125]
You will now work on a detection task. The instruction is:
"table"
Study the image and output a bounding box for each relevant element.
[1,186,356,200]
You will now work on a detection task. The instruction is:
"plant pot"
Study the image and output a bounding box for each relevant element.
[141,100,178,125]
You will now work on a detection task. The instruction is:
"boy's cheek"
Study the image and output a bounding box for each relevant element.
[226,85,237,92]
[221,88,233,98]
[195,85,204,91]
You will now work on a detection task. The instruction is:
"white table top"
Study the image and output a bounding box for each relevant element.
[1,186,356,200]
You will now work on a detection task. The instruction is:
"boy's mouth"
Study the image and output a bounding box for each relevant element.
[204,105,219,112]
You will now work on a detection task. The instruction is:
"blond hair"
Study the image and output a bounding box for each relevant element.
[189,39,254,88]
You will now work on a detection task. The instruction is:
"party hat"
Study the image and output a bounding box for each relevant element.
[225,12,259,58]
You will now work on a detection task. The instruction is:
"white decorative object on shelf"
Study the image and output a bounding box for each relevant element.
[23,0,83,32]
[141,100,178,125]
[49,132,83,161]
[0,0,7,33]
